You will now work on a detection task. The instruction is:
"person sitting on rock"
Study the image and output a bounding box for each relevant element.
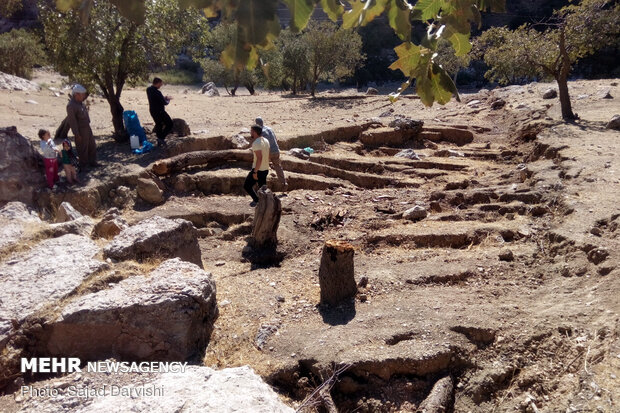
[147,77,173,146]
[39,129,59,189]
[255,116,287,190]
[60,140,81,185]
[244,124,271,207]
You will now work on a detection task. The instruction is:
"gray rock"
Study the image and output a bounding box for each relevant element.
[104,216,203,267]
[55,201,83,223]
[13,365,294,413]
[395,149,420,160]
[366,87,379,95]
[201,81,220,96]
[542,89,557,99]
[605,114,620,130]
[43,258,217,362]
[490,98,506,109]
[434,149,465,158]
[0,71,40,91]
[172,118,191,137]
[230,133,250,149]
[598,88,612,99]
[498,248,514,261]
[389,117,424,131]
[0,127,45,205]
[48,216,95,237]
[109,185,133,208]
[0,201,41,250]
[137,178,164,204]
[403,205,428,221]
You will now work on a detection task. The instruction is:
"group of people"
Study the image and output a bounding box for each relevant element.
[39,84,95,189]
[244,116,288,207]
[39,77,288,204]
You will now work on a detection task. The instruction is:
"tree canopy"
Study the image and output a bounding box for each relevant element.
[41,0,202,138]
[474,0,619,119]
[54,0,506,106]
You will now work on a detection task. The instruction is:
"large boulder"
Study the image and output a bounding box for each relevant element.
[136,177,164,204]
[172,118,191,137]
[0,72,39,91]
[0,201,41,251]
[12,366,294,413]
[605,114,620,130]
[92,208,129,239]
[40,258,217,362]
[542,88,557,99]
[55,201,83,223]
[103,216,203,267]
[201,81,220,96]
[0,126,45,205]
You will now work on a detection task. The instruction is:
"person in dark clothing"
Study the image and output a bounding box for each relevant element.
[146,77,173,146]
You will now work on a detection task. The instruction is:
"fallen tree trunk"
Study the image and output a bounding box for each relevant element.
[152,149,252,176]
[417,376,454,413]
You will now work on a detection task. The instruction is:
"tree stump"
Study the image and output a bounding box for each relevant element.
[319,240,357,306]
[251,186,281,248]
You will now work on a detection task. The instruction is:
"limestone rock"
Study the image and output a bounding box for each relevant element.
[403,205,428,221]
[389,117,424,131]
[103,216,202,267]
[366,87,379,95]
[605,114,620,130]
[13,366,294,413]
[229,133,251,149]
[542,88,557,99]
[137,178,164,204]
[55,201,83,223]
[42,259,217,361]
[0,71,39,91]
[0,201,41,251]
[598,88,612,99]
[0,126,45,205]
[201,81,220,96]
[47,216,95,238]
[172,118,191,137]
[394,149,420,160]
[92,208,129,239]
[490,98,506,109]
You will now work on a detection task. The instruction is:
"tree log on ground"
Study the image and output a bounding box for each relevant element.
[251,186,281,248]
[417,376,454,413]
[319,240,357,306]
[152,149,252,176]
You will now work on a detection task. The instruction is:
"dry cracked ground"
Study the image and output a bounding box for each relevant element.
[0,73,619,412]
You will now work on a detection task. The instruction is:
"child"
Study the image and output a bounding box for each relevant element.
[60,140,81,185]
[38,129,59,189]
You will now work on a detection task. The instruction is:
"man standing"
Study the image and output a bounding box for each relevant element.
[244,124,271,207]
[255,116,287,189]
[146,77,173,146]
[66,84,97,168]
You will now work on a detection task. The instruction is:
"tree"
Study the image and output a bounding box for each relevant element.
[0,0,22,17]
[40,0,201,140]
[435,39,471,84]
[277,29,309,94]
[474,0,619,120]
[0,29,46,79]
[197,22,258,95]
[304,21,365,96]
[54,0,506,107]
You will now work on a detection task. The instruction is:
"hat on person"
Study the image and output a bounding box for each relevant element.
[255,117,264,127]
[72,84,87,94]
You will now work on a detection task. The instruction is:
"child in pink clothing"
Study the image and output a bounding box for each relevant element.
[39,129,59,189]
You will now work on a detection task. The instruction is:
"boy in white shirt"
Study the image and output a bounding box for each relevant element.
[244,124,271,207]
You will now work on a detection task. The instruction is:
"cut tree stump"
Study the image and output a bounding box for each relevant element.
[319,240,357,306]
[151,149,252,175]
[251,186,281,248]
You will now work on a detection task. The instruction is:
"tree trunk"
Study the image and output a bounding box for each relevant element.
[251,187,281,248]
[292,73,297,95]
[417,376,454,413]
[107,94,127,142]
[151,149,252,175]
[318,240,357,306]
[245,82,255,95]
[557,27,576,120]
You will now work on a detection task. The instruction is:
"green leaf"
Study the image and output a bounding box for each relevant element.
[282,0,315,32]
[320,0,344,21]
[343,0,388,28]
[413,0,443,21]
[388,79,411,102]
[430,62,457,104]
[342,0,365,28]
[389,41,424,77]
[446,31,471,56]
[234,0,281,46]
[387,0,412,41]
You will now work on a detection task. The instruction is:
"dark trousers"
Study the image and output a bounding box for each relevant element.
[244,170,268,202]
[152,111,173,141]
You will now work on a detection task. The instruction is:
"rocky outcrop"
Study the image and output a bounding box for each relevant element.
[137,177,164,204]
[12,366,293,412]
[55,201,83,223]
[0,126,45,205]
[0,72,39,91]
[0,201,41,251]
[103,216,203,267]
[40,259,217,362]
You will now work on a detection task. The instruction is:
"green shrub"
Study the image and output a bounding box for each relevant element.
[0,29,46,79]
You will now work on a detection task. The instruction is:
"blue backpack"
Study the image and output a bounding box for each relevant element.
[123,110,147,144]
